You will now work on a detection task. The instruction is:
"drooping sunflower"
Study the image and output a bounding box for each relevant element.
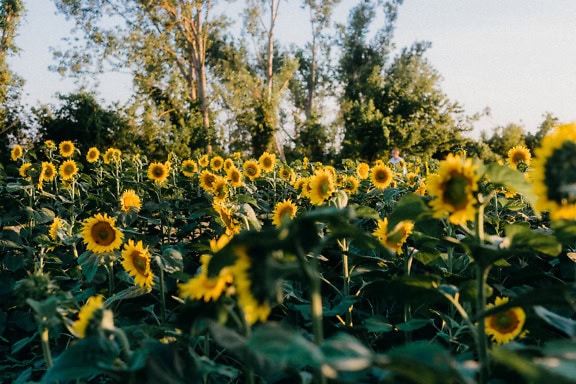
[213,202,241,235]
[72,295,114,339]
[81,213,124,254]
[59,141,75,158]
[210,155,224,172]
[227,166,244,187]
[278,166,295,183]
[485,297,526,344]
[259,152,276,173]
[198,154,209,168]
[294,177,311,199]
[531,122,576,220]
[49,217,66,241]
[148,162,170,185]
[427,154,480,225]
[272,199,298,227]
[243,160,261,181]
[181,159,198,178]
[179,254,234,303]
[120,189,142,212]
[44,140,56,151]
[406,172,419,188]
[59,160,79,181]
[372,217,414,254]
[370,164,394,190]
[86,147,100,163]
[357,162,370,180]
[309,169,335,205]
[10,145,23,161]
[507,145,531,170]
[199,170,218,192]
[121,239,154,291]
[19,163,32,180]
[103,147,122,164]
[341,175,360,195]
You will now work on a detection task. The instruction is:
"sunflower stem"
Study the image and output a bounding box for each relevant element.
[159,267,166,323]
[476,265,491,384]
[107,259,115,295]
[339,239,353,327]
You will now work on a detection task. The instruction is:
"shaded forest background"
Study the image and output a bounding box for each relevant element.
[0,0,560,165]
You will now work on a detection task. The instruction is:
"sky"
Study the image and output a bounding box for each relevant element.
[8,0,576,138]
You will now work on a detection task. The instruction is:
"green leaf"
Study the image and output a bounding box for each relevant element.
[363,316,395,333]
[534,306,576,337]
[77,251,102,282]
[395,318,433,332]
[156,247,183,273]
[11,332,38,354]
[485,163,537,208]
[321,333,373,372]
[505,223,561,257]
[353,205,380,220]
[42,336,121,382]
[324,296,360,317]
[104,286,149,306]
[388,193,430,228]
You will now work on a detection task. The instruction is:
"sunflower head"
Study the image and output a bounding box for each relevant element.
[210,156,224,171]
[278,166,295,183]
[532,123,576,220]
[103,148,122,164]
[507,145,531,171]
[223,158,235,171]
[243,160,261,181]
[372,218,414,254]
[59,141,75,158]
[44,140,56,151]
[121,239,154,291]
[341,175,360,195]
[272,199,298,227]
[227,167,244,187]
[181,159,198,177]
[308,169,335,205]
[86,147,100,163]
[427,154,480,225]
[199,170,218,192]
[212,176,229,202]
[19,163,32,180]
[59,160,79,181]
[49,217,67,241]
[213,202,241,235]
[120,189,142,212]
[259,152,276,173]
[148,162,170,185]
[485,296,526,344]
[72,295,114,339]
[198,154,209,168]
[370,164,394,190]
[10,145,23,161]
[81,213,124,254]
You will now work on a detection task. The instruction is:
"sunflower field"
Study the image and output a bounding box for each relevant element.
[2,123,576,384]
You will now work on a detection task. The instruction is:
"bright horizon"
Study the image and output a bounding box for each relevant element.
[9,0,576,139]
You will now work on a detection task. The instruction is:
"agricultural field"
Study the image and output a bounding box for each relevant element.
[1,124,576,384]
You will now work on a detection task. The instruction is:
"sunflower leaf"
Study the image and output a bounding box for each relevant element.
[485,163,537,209]
[534,306,576,337]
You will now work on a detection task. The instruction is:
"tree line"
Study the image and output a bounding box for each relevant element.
[0,0,559,164]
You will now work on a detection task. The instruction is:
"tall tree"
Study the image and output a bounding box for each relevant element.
[53,0,230,155]
[482,122,526,159]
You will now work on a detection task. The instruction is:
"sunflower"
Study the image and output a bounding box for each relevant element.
[81,213,124,254]
[210,155,224,171]
[59,141,75,158]
[179,254,234,303]
[72,295,114,339]
[38,162,57,189]
[227,166,244,187]
[259,152,276,173]
[148,162,169,185]
[372,217,414,254]
[357,162,370,180]
[308,169,335,205]
[198,154,209,168]
[531,122,576,220]
[341,175,360,195]
[103,148,122,164]
[86,147,100,163]
[243,160,261,181]
[59,160,79,181]
[370,164,394,190]
[49,217,66,241]
[213,202,241,235]
[10,145,23,161]
[427,154,480,225]
[272,199,298,227]
[485,297,526,344]
[223,158,235,171]
[199,170,217,192]
[212,176,229,202]
[406,172,419,188]
[120,189,142,212]
[44,140,56,150]
[121,239,154,291]
[294,177,311,199]
[278,166,295,183]
[181,159,198,177]
[507,145,531,170]
[19,163,32,180]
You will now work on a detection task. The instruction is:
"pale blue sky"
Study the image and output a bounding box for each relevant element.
[9,1,576,138]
